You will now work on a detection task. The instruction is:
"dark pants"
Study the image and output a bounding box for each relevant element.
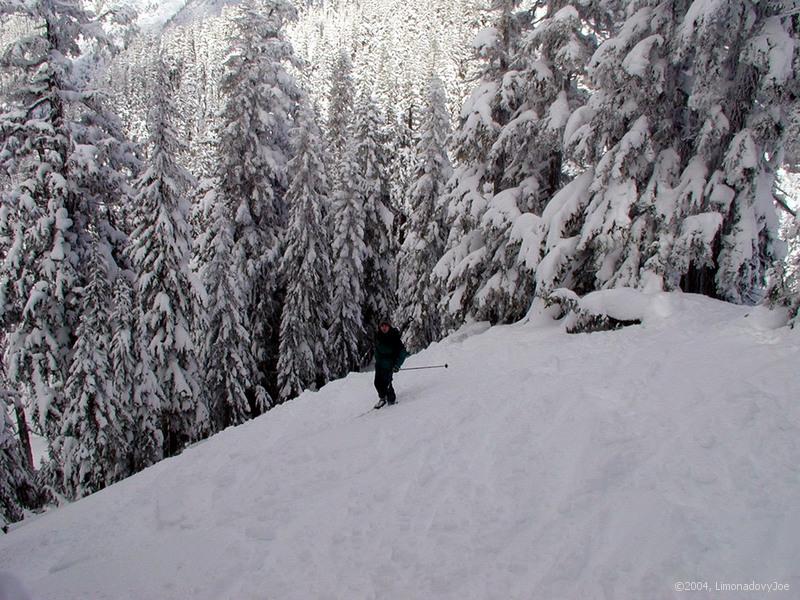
[374,367,396,403]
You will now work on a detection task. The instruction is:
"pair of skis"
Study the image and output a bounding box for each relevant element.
[356,401,395,418]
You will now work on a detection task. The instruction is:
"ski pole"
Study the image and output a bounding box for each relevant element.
[399,364,448,371]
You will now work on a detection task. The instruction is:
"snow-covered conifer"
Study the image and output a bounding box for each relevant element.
[0,0,136,480]
[130,54,205,457]
[328,142,368,378]
[130,320,163,471]
[200,198,263,428]
[326,49,355,185]
[353,89,397,331]
[277,104,334,400]
[396,75,452,351]
[433,0,531,328]
[678,1,795,303]
[1,0,86,452]
[108,272,136,469]
[540,1,797,305]
[0,376,39,526]
[384,105,416,234]
[435,1,612,328]
[216,0,301,397]
[61,239,130,499]
[786,215,800,325]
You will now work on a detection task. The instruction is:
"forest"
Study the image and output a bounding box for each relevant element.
[1,0,798,527]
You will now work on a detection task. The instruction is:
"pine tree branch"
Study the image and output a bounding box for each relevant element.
[775,186,798,218]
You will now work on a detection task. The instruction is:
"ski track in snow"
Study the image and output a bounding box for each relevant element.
[1,293,799,600]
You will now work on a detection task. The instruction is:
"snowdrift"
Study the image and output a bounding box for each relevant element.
[1,292,798,600]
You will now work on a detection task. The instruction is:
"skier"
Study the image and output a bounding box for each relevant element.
[373,319,407,409]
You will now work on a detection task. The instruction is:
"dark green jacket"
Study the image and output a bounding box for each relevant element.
[374,327,407,371]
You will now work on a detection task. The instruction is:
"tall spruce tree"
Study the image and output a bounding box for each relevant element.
[277,104,334,400]
[433,0,527,329]
[130,54,205,457]
[130,311,164,471]
[396,74,452,351]
[675,0,796,302]
[0,0,136,486]
[0,373,39,526]
[384,104,416,239]
[353,89,397,332]
[199,197,261,428]
[328,139,368,378]
[435,0,610,329]
[326,49,355,187]
[538,1,797,304]
[61,238,130,499]
[108,272,137,470]
[216,0,301,400]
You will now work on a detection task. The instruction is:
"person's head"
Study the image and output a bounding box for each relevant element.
[379,320,390,334]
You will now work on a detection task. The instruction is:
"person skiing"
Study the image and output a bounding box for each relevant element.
[373,319,407,408]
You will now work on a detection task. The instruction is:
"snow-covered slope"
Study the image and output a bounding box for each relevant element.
[160,0,235,30]
[1,293,798,600]
[131,0,191,31]
[130,0,236,31]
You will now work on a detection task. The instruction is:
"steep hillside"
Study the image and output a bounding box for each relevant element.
[1,293,798,599]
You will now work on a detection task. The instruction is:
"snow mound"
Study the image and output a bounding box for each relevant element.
[1,293,798,599]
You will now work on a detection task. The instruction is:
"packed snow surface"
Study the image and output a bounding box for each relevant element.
[2,292,799,600]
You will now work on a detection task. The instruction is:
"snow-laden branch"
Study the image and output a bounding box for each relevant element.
[775,186,798,218]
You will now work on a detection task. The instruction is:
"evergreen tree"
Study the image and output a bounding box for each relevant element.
[539,1,797,305]
[435,0,610,328]
[326,49,355,186]
[216,0,301,399]
[130,315,163,471]
[1,0,87,464]
[200,197,262,428]
[328,140,368,377]
[130,55,205,457]
[770,209,800,326]
[433,0,527,329]
[383,104,416,238]
[108,272,137,470]
[277,104,334,400]
[0,374,39,527]
[353,89,397,331]
[677,0,795,303]
[787,215,800,326]
[61,238,129,499]
[0,0,136,484]
[396,74,452,351]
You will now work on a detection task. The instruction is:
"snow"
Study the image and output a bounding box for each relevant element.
[2,294,799,599]
[552,5,578,22]
[723,130,759,186]
[509,212,544,270]
[743,17,796,86]
[547,91,570,131]
[563,105,594,150]
[679,0,725,43]
[472,27,499,51]
[622,34,663,77]
[679,213,724,246]
[132,0,190,31]
[0,573,30,600]
[562,287,670,323]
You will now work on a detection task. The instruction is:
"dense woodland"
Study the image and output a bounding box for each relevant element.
[1,0,798,526]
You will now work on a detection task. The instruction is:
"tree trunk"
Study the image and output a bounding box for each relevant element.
[15,405,34,469]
